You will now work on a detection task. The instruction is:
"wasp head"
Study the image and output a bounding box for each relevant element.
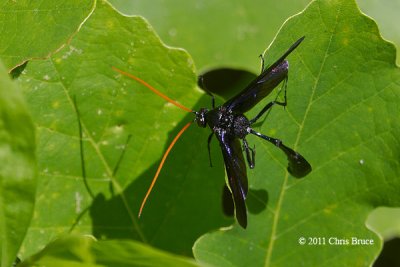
[194,108,208,128]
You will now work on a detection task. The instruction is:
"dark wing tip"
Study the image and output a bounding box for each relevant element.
[292,36,305,49]
[218,132,249,229]
[286,36,305,57]
[230,180,248,228]
[298,36,306,44]
[263,36,306,76]
[236,206,248,228]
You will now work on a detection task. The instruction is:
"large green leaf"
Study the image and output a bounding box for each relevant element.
[193,0,400,266]
[0,61,36,267]
[17,0,230,259]
[20,235,199,267]
[0,0,95,70]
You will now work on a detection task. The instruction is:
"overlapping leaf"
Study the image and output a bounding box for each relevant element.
[357,0,400,64]
[0,61,36,267]
[20,235,199,267]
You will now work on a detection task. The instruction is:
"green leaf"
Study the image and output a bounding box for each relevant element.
[194,0,400,266]
[0,61,36,267]
[17,0,230,259]
[108,0,311,73]
[0,0,95,70]
[20,235,199,267]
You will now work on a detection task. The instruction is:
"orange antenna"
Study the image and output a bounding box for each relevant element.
[138,121,193,217]
[112,66,193,113]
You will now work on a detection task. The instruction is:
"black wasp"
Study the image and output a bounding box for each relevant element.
[113,36,311,229]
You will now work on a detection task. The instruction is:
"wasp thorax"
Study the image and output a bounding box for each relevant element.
[233,115,250,138]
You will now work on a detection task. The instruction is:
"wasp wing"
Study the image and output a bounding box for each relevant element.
[215,130,248,228]
[224,37,304,114]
